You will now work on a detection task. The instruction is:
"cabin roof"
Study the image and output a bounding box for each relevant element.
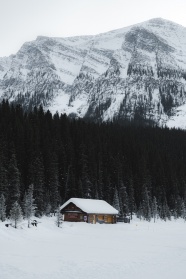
[60,198,118,214]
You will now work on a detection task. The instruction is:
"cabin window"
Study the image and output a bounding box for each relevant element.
[68,213,78,218]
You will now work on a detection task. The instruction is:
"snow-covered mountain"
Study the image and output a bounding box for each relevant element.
[1,18,186,128]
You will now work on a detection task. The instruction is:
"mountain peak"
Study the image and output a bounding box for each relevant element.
[146,17,185,28]
[1,18,186,129]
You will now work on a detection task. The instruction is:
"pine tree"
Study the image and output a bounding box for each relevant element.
[29,156,45,215]
[180,200,186,220]
[142,186,151,221]
[119,181,129,217]
[160,198,171,221]
[48,154,60,214]
[128,178,135,220]
[0,194,6,222]
[152,196,158,223]
[175,195,183,218]
[113,187,121,214]
[0,164,8,198]
[23,184,36,228]
[10,201,23,228]
[7,153,21,212]
[97,158,104,199]
[79,144,93,199]
[64,165,71,201]
[55,205,63,227]
[0,140,8,198]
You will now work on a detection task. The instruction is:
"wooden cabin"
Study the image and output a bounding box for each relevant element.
[60,198,118,224]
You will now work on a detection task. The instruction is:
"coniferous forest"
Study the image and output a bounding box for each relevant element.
[0,100,186,222]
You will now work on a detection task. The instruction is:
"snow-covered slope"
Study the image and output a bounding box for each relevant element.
[1,18,186,128]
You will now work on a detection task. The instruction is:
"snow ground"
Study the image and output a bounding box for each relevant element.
[0,217,186,279]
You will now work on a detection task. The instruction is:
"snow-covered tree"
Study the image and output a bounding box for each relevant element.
[160,199,171,221]
[10,201,23,228]
[180,199,186,220]
[55,205,62,227]
[0,194,6,222]
[152,196,158,223]
[23,184,36,228]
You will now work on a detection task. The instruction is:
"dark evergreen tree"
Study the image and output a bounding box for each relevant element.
[23,184,36,228]
[0,162,8,198]
[152,196,158,223]
[141,186,151,221]
[119,181,129,217]
[128,178,135,220]
[0,194,6,222]
[48,153,60,213]
[0,140,8,198]
[79,144,93,199]
[7,153,21,213]
[113,187,121,214]
[29,156,45,216]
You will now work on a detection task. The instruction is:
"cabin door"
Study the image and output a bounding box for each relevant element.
[107,216,113,223]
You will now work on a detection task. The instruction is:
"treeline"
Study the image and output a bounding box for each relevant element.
[0,100,186,222]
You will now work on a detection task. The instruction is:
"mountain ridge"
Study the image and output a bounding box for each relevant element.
[1,18,186,128]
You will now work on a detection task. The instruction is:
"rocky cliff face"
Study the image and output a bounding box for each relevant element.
[1,18,186,128]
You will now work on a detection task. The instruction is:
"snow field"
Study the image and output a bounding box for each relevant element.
[0,217,186,279]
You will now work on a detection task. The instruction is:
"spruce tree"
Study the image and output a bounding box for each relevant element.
[10,201,23,228]
[29,156,45,216]
[119,181,129,217]
[142,186,151,221]
[97,158,104,199]
[113,187,121,214]
[79,144,93,199]
[23,184,36,228]
[7,153,21,212]
[0,194,6,222]
[0,164,8,198]
[48,154,60,214]
[160,198,171,221]
[152,196,158,223]
[0,140,8,198]
[128,178,135,220]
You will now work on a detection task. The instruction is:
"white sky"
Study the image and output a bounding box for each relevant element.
[0,0,186,57]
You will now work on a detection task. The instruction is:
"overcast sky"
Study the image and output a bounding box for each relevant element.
[0,0,186,57]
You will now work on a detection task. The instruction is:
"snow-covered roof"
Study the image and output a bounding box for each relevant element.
[60,198,118,214]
